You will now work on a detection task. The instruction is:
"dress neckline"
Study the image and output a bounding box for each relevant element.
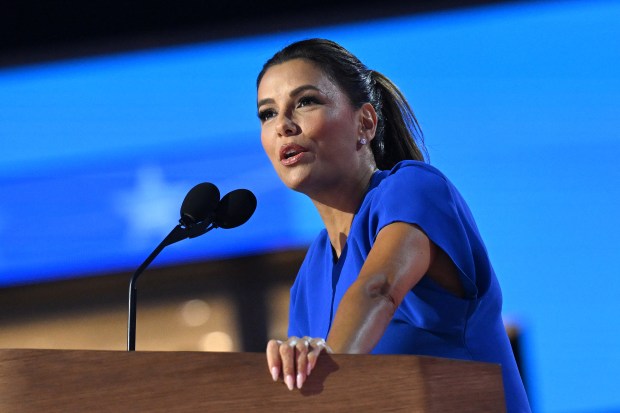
[328,169,383,264]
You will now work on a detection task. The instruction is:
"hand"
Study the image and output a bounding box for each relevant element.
[266,336,332,390]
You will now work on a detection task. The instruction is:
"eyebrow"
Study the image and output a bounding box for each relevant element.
[257,84,321,108]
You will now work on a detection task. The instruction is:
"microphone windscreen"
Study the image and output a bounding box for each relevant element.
[180,182,220,225]
[215,189,257,229]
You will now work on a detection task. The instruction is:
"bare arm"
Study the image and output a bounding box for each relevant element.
[267,221,462,389]
[326,221,435,353]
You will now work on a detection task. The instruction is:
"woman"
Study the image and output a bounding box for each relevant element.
[257,38,530,412]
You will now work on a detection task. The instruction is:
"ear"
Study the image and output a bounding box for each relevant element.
[359,102,378,142]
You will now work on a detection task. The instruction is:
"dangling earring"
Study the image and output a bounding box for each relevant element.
[359,137,368,145]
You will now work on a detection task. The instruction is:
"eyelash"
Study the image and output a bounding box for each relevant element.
[258,95,321,122]
[297,95,319,107]
[258,109,276,122]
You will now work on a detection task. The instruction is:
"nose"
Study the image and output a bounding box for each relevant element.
[275,113,298,137]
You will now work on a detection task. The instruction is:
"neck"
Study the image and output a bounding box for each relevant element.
[310,166,376,258]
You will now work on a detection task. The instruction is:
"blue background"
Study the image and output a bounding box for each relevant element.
[1,1,619,411]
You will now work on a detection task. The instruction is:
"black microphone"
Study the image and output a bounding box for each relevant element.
[128,182,220,351]
[179,182,221,239]
[180,182,220,226]
[214,189,257,229]
[127,183,256,351]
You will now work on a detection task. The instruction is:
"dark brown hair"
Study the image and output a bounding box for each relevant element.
[257,38,427,169]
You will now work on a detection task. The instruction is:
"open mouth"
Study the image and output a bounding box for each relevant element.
[279,143,308,162]
[283,148,300,159]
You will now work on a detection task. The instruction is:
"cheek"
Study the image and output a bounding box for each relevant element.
[260,128,270,152]
[314,115,357,150]
[305,113,336,141]
[260,130,278,164]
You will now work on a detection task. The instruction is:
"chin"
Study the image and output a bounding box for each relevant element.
[279,170,313,194]
[283,177,308,193]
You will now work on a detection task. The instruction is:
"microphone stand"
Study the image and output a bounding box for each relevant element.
[127,221,214,351]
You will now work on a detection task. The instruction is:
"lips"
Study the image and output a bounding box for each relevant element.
[279,143,309,166]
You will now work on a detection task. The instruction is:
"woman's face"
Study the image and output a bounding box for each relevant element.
[257,59,367,195]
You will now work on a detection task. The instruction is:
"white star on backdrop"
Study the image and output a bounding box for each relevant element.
[113,165,190,250]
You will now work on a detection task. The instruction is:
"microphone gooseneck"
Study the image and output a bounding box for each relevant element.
[127,183,255,351]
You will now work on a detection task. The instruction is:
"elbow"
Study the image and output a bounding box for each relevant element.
[363,274,398,317]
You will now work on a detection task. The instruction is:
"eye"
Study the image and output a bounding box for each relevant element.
[297,95,320,108]
[258,108,276,122]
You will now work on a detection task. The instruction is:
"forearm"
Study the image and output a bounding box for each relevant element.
[326,275,397,354]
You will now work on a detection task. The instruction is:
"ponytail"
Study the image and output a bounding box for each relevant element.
[258,39,428,170]
[370,70,427,169]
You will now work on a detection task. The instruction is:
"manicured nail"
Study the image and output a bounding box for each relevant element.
[297,372,304,389]
[271,367,278,382]
[285,374,294,391]
[307,363,312,377]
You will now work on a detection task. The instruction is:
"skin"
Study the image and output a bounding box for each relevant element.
[257,58,463,391]
[258,58,377,251]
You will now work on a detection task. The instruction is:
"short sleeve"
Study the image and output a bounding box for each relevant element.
[370,162,488,299]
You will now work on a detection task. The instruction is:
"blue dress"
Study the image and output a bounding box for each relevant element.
[288,161,531,413]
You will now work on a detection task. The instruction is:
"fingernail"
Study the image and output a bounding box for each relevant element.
[296,372,304,389]
[285,374,294,391]
[271,367,278,382]
[307,363,312,377]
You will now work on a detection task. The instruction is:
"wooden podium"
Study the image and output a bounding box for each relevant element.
[0,349,505,412]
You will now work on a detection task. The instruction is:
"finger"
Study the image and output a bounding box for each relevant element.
[295,337,311,389]
[266,339,283,381]
[307,338,330,376]
[280,337,298,390]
